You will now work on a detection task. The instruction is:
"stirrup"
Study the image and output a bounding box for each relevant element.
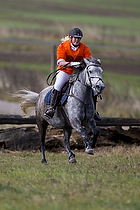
[44,107,55,118]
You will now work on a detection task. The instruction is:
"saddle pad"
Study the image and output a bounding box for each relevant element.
[44,85,71,106]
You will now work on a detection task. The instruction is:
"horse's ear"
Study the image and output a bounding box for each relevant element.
[83,58,89,65]
[80,59,86,70]
[97,59,101,65]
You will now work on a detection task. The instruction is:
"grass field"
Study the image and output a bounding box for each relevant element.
[0,147,140,210]
[0,2,140,209]
[103,72,140,98]
[0,0,140,45]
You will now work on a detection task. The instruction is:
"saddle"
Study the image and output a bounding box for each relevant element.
[44,82,71,106]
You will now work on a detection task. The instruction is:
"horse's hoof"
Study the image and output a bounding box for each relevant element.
[41,159,47,163]
[85,147,94,155]
[69,158,77,164]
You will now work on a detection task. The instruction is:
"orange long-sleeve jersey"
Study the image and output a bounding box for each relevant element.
[57,41,92,74]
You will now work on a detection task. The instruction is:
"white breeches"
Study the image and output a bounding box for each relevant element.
[54,70,70,91]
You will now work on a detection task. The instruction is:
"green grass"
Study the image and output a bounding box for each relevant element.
[0,147,140,210]
[1,10,138,29]
[99,71,140,117]
[0,0,140,44]
[0,61,50,74]
[103,72,140,98]
[1,8,139,34]
[1,0,140,16]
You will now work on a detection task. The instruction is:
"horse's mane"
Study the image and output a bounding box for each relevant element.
[69,57,101,84]
[89,57,101,66]
[69,61,85,84]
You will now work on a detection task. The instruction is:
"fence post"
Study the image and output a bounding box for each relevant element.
[51,44,57,72]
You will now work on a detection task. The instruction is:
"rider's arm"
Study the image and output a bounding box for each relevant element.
[57,42,81,68]
[58,60,71,67]
[58,60,80,68]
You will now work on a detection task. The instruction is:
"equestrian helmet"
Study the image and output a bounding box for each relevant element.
[69,28,83,38]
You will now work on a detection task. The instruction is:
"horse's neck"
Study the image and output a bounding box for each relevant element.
[71,70,90,96]
[72,79,92,100]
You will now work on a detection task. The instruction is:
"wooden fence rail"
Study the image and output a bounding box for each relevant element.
[0,115,140,126]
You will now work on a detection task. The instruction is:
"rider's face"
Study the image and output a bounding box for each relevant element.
[71,37,81,46]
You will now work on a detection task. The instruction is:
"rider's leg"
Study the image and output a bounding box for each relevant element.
[93,93,102,121]
[44,88,59,118]
[44,71,70,118]
[54,70,70,91]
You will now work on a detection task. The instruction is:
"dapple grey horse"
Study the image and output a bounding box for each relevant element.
[14,58,105,163]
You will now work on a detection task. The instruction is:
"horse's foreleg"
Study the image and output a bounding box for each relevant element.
[63,128,77,163]
[71,118,93,155]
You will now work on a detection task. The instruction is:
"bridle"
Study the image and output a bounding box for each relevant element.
[63,63,104,106]
[79,63,104,93]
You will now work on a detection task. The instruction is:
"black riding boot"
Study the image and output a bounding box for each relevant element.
[93,95,102,121]
[44,89,59,118]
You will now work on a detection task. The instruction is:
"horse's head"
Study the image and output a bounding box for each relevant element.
[83,58,105,95]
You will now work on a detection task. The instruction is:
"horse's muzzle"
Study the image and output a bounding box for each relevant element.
[95,81,105,94]
[100,83,105,93]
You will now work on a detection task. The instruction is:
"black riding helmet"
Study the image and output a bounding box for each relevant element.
[69,28,83,38]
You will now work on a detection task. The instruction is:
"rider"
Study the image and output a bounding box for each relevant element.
[44,27,101,120]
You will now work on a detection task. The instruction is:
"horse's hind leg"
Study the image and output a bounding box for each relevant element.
[37,119,48,163]
[63,128,77,163]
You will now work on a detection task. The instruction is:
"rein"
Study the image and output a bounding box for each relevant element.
[62,85,87,107]
[47,61,103,106]
[46,62,71,86]
[46,70,59,86]
[62,63,103,106]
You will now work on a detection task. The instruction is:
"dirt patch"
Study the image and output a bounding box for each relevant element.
[0,125,139,152]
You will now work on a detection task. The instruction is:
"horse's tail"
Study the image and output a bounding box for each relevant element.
[12,89,39,115]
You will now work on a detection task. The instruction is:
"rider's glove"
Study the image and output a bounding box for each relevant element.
[70,62,81,68]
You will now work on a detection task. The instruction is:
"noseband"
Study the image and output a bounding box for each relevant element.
[80,64,104,93]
